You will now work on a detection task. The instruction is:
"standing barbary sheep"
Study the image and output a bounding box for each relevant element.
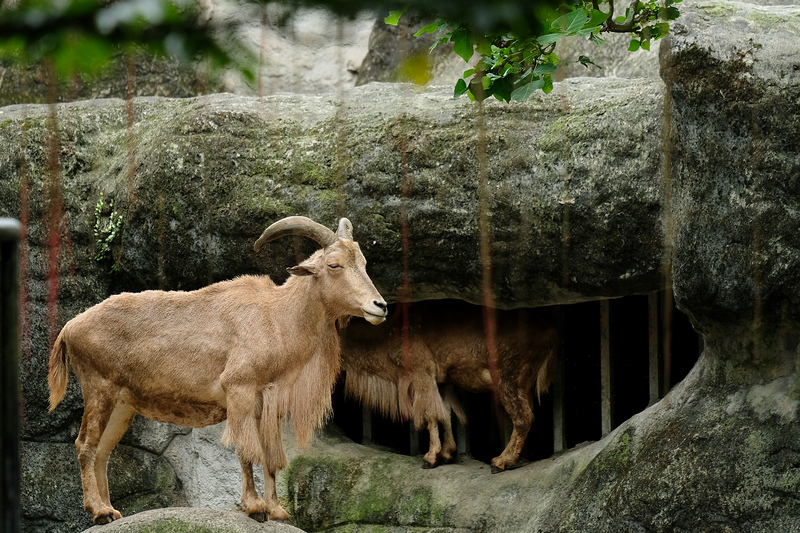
[341,300,557,472]
[47,216,387,525]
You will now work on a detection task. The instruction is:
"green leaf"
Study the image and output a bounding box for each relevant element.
[641,39,651,51]
[491,77,514,102]
[551,10,589,34]
[588,32,605,45]
[454,78,468,98]
[414,22,439,37]
[543,74,554,94]
[665,6,681,19]
[510,78,545,101]
[537,33,565,45]
[475,37,493,56]
[653,22,671,38]
[579,55,603,69]
[463,68,476,77]
[628,39,641,52]
[576,26,602,37]
[384,10,405,26]
[451,27,474,63]
[533,63,558,75]
[586,8,612,28]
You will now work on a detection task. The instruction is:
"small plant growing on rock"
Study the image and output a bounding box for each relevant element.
[94,192,122,273]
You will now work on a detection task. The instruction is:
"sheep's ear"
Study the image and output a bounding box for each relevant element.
[287,264,317,277]
[336,218,353,240]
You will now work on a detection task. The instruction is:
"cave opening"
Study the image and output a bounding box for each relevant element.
[331,292,700,466]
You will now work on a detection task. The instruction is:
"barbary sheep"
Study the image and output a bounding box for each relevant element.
[48,216,387,524]
[341,299,557,472]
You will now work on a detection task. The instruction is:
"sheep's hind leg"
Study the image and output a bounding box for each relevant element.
[94,402,136,511]
[422,417,443,469]
[490,387,533,474]
[75,392,122,524]
[439,413,457,465]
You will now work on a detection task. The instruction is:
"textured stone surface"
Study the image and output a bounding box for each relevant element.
[0,3,373,107]
[20,442,186,533]
[662,0,800,332]
[4,1,800,531]
[1,78,665,532]
[82,507,306,533]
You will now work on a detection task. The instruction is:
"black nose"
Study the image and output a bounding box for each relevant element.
[374,301,387,312]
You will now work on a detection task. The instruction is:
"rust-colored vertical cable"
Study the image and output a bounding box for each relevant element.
[749,109,764,367]
[390,113,414,420]
[399,140,413,420]
[475,99,500,398]
[44,61,62,352]
[334,16,347,218]
[661,76,675,393]
[390,18,415,419]
[257,6,268,99]
[126,53,137,206]
[18,111,30,366]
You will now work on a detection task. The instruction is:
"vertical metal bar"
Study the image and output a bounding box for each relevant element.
[648,292,661,405]
[455,416,468,460]
[455,388,469,460]
[662,287,674,395]
[1,218,21,533]
[600,300,613,437]
[409,422,419,456]
[361,405,372,445]
[552,306,566,453]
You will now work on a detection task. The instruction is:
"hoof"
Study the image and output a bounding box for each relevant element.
[491,457,530,474]
[248,511,268,522]
[268,508,290,522]
[93,512,117,525]
[422,459,439,469]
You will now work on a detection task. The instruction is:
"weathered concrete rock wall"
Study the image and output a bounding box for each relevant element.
[0,77,664,531]
[1,0,799,532]
[291,2,800,532]
[0,3,373,107]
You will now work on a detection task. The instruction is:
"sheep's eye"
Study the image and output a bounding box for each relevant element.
[327,263,342,270]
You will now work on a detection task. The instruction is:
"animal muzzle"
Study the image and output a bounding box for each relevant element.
[362,300,388,324]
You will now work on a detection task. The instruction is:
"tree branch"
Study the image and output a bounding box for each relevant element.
[605,0,639,32]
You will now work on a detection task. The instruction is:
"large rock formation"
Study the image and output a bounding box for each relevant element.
[0,78,664,532]
[0,0,798,531]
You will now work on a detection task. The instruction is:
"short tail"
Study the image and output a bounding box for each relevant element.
[47,328,69,411]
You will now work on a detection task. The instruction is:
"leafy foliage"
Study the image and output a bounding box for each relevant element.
[94,193,123,272]
[0,0,255,82]
[388,0,681,102]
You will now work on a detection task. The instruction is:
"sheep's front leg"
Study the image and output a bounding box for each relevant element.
[262,466,289,521]
[235,450,289,522]
[237,453,269,522]
[259,400,289,521]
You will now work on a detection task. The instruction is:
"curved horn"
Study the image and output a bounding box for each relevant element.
[254,216,338,252]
